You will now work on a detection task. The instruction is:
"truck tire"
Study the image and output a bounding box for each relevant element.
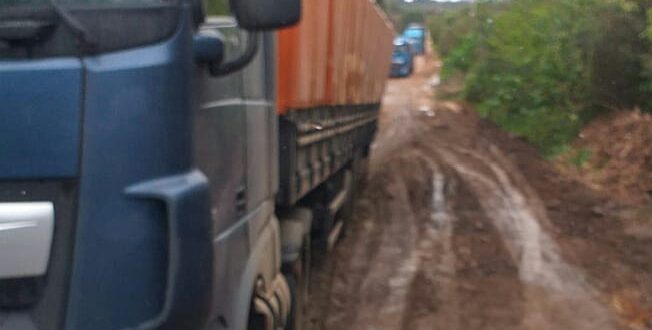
[284,270,302,330]
[247,295,273,330]
[283,236,309,330]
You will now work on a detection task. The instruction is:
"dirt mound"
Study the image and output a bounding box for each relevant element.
[557,110,652,204]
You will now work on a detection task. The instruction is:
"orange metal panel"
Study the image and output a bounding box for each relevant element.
[323,0,336,104]
[312,2,329,104]
[277,24,299,115]
[345,0,357,104]
[362,0,374,103]
[330,0,347,105]
[341,0,352,104]
[276,0,395,114]
[295,0,314,107]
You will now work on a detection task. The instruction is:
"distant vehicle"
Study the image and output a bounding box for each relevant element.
[391,37,414,78]
[403,24,426,55]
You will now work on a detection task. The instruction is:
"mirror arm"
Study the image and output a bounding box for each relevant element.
[209,32,259,76]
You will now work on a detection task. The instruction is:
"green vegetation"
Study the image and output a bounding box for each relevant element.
[398,12,427,30]
[569,147,593,169]
[205,0,229,16]
[428,0,652,156]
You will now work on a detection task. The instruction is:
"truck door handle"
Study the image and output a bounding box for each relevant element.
[122,170,213,330]
[235,185,247,216]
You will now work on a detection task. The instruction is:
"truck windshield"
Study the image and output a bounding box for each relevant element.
[393,45,409,56]
[0,0,179,57]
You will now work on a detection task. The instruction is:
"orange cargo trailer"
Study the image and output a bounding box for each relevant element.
[276,0,394,114]
[276,0,394,205]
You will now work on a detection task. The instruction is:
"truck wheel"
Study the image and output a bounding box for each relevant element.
[284,237,309,330]
[284,271,302,330]
[247,294,274,330]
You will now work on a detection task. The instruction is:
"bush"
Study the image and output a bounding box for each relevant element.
[429,0,652,156]
[441,32,478,79]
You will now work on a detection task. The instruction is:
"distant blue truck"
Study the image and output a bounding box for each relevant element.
[403,24,426,55]
[390,37,414,78]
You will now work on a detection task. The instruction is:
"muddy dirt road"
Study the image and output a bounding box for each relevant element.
[304,54,652,330]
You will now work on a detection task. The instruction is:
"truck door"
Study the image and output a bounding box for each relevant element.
[193,18,250,327]
[242,33,277,215]
[194,17,247,248]
[193,18,281,328]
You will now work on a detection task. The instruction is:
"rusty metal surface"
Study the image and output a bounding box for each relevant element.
[276,0,394,114]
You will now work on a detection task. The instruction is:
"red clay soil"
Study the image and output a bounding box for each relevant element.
[558,110,652,205]
[478,110,652,330]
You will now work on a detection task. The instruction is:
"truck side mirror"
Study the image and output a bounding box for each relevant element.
[229,0,301,31]
[194,18,260,77]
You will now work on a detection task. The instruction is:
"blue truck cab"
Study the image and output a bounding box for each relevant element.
[0,0,301,329]
[402,24,426,55]
[390,37,413,78]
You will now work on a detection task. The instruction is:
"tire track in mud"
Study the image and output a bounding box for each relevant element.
[399,155,461,330]
[399,151,526,330]
[305,53,629,329]
[407,53,622,328]
[319,154,431,330]
[307,145,530,329]
[431,145,620,329]
[346,170,420,329]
